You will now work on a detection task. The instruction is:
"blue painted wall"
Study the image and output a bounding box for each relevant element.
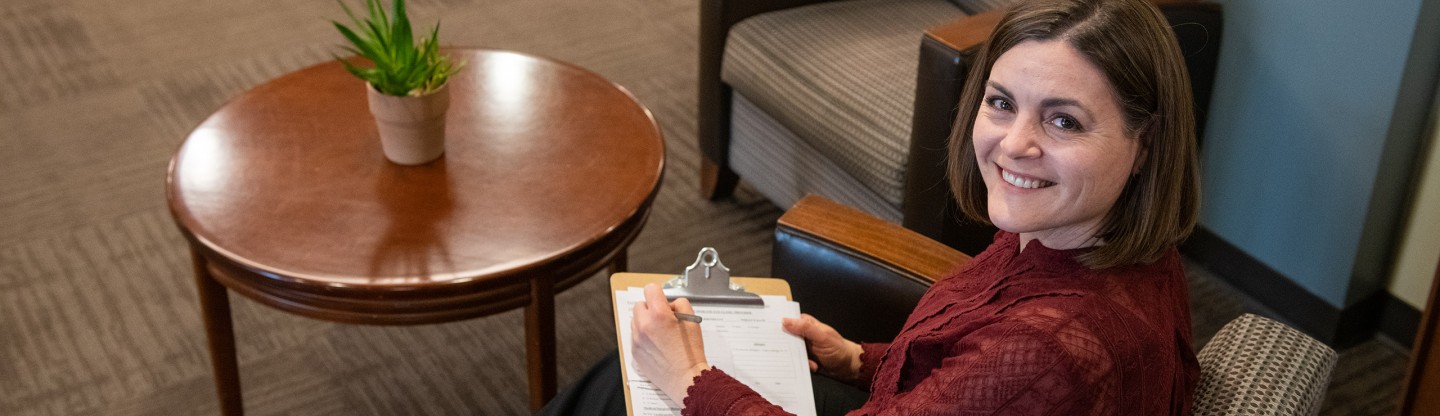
[1200,0,1425,307]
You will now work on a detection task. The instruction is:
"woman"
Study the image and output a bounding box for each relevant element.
[560,0,1202,414]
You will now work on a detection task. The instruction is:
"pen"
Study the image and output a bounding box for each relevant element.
[675,312,703,323]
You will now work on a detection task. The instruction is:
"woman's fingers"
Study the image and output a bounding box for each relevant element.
[642,283,671,315]
[627,283,710,403]
[672,297,696,315]
[781,314,865,380]
[637,284,700,326]
[631,298,652,332]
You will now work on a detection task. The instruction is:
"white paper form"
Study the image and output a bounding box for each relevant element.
[615,288,817,416]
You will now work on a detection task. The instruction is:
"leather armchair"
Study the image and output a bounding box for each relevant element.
[774,194,971,342]
[702,0,1222,256]
[772,195,1337,413]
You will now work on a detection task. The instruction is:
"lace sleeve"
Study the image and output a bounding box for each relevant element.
[866,318,1111,415]
[683,317,1116,415]
[853,342,889,389]
[680,367,794,416]
[680,341,893,415]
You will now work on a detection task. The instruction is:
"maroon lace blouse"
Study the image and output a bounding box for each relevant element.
[682,231,1198,415]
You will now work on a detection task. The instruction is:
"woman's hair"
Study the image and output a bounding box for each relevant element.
[947,0,1200,268]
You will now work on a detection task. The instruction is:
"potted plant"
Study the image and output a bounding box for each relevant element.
[334,0,463,165]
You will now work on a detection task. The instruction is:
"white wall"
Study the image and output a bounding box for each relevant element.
[1389,86,1440,310]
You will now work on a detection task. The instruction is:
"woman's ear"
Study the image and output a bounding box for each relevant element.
[1130,120,1155,176]
[1132,147,1149,175]
[1131,131,1151,176]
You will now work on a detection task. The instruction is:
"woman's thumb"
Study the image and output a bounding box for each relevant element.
[782,317,806,336]
[783,314,818,337]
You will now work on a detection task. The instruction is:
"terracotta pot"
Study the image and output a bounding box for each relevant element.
[366,83,450,165]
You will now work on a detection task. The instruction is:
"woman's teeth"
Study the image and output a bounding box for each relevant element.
[1002,170,1054,189]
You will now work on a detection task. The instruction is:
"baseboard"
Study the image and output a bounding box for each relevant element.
[1181,227,1415,349]
[1380,293,1422,347]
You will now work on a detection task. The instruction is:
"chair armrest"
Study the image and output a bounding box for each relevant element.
[922,9,1005,53]
[774,195,971,342]
[780,195,971,282]
[1194,314,1337,415]
[920,0,1204,52]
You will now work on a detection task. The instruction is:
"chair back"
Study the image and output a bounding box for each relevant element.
[1193,314,1337,416]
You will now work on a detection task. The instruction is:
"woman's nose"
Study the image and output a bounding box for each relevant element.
[999,120,1043,159]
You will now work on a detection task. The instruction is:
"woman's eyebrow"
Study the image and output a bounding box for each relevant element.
[988,81,1086,111]
[1041,97,1083,109]
[987,81,1012,97]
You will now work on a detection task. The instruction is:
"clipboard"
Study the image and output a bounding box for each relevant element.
[610,248,796,416]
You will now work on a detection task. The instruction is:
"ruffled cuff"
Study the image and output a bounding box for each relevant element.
[853,342,889,390]
[681,367,781,416]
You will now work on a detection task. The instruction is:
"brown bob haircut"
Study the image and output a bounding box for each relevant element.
[948,0,1200,269]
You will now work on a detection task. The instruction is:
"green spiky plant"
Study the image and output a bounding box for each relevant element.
[333,0,462,97]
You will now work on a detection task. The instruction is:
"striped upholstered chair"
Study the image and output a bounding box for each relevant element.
[699,0,1222,255]
[774,195,1339,415]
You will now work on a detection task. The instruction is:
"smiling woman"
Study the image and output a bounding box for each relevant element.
[950,0,1200,270]
[972,40,1149,253]
[547,0,1205,415]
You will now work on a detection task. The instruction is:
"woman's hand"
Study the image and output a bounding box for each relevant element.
[783,314,864,382]
[631,283,710,403]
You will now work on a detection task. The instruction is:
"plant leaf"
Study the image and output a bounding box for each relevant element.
[392,0,412,52]
[332,22,380,61]
[332,0,455,96]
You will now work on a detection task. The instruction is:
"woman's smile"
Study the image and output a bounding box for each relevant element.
[999,166,1055,189]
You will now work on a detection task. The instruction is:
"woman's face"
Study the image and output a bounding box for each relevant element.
[972,40,1145,250]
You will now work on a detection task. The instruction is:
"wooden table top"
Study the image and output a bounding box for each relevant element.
[167,49,665,297]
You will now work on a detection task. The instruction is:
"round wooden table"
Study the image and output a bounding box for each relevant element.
[167,50,665,414]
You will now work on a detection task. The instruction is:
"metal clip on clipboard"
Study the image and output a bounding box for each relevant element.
[663,247,764,306]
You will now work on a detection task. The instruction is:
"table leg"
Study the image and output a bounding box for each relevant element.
[192,250,244,416]
[608,249,628,275]
[526,275,557,412]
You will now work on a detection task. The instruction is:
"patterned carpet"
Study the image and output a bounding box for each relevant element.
[0,0,1407,414]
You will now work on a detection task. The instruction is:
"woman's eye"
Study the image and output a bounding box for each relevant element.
[986,96,1013,111]
[1049,115,1082,131]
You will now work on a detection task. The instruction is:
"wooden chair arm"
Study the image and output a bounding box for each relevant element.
[922,9,1005,55]
[921,0,1204,55]
[778,195,972,285]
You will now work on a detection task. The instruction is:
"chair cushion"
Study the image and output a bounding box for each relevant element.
[731,92,904,223]
[1193,314,1337,416]
[722,0,964,209]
